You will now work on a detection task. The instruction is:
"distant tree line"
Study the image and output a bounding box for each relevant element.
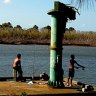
[0,22,96,46]
[0,22,75,33]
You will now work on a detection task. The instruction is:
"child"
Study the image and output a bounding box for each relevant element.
[13,53,23,81]
[67,54,85,87]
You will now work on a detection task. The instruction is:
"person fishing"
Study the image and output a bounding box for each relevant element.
[67,54,85,87]
[13,53,23,81]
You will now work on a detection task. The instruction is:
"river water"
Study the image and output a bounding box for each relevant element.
[0,44,96,86]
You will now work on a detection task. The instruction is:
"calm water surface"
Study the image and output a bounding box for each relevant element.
[0,44,96,86]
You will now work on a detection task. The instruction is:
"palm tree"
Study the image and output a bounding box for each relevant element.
[70,0,96,9]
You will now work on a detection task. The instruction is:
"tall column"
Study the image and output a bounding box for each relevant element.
[48,2,67,88]
[49,15,57,83]
[48,1,76,88]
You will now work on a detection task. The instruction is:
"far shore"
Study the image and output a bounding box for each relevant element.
[0,22,96,47]
[0,42,96,47]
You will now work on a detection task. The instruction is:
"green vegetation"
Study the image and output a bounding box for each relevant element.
[63,31,96,46]
[19,92,27,96]
[0,22,96,46]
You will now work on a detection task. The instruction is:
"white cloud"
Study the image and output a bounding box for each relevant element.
[3,0,12,4]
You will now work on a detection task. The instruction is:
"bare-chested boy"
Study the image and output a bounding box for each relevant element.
[13,53,23,81]
[67,54,85,87]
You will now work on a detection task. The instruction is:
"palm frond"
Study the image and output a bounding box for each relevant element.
[70,0,96,9]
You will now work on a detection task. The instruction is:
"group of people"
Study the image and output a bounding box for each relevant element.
[12,53,85,87]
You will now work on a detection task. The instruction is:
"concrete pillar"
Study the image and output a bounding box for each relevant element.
[49,15,57,82]
[47,1,76,88]
[48,1,67,88]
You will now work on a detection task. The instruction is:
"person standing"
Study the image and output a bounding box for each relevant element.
[67,54,85,87]
[13,53,23,81]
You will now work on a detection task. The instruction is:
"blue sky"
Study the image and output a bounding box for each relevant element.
[0,0,96,31]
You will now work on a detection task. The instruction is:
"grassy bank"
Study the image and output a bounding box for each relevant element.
[0,28,96,46]
[0,29,50,45]
[63,32,96,46]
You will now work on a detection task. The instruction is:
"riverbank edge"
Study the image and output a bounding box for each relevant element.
[0,78,95,96]
[0,42,96,47]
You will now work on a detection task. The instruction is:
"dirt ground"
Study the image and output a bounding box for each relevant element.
[0,80,95,96]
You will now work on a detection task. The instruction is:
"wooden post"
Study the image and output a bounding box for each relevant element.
[13,69,17,81]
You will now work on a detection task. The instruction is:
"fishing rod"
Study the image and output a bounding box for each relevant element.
[75,65,85,70]
[32,45,36,79]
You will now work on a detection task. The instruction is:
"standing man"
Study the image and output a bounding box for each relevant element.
[13,53,23,81]
[67,54,85,87]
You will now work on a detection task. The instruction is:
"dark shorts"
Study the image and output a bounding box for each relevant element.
[69,69,74,78]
